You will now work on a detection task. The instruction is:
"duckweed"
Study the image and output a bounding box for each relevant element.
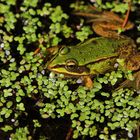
[0,0,140,140]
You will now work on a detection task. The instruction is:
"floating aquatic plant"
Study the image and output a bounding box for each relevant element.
[0,0,140,139]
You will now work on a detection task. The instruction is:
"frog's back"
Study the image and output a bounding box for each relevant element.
[68,37,134,65]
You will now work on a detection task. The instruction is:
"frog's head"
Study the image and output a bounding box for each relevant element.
[47,46,90,76]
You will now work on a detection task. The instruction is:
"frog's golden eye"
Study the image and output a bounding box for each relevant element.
[65,59,78,72]
[59,47,69,55]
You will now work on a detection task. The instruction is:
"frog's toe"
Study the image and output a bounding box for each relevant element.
[82,76,93,89]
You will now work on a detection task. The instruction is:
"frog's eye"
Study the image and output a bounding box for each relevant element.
[59,47,69,55]
[65,59,78,72]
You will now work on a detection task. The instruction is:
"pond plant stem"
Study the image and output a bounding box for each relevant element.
[122,2,131,28]
[66,127,73,140]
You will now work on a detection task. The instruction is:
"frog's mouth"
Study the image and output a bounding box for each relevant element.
[47,64,90,76]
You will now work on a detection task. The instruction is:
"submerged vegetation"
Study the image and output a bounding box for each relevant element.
[0,0,140,139]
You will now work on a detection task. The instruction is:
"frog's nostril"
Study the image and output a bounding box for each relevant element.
[60,47,70,55]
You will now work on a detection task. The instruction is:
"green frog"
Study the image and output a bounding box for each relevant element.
[74,7,134,38]
[46,6,139,89]
[47,37,139,88]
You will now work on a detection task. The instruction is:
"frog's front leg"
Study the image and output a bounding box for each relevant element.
[82,76,93,89]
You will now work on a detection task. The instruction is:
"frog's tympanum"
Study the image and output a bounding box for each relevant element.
[47,37,140,88]
[74,7,134,38]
